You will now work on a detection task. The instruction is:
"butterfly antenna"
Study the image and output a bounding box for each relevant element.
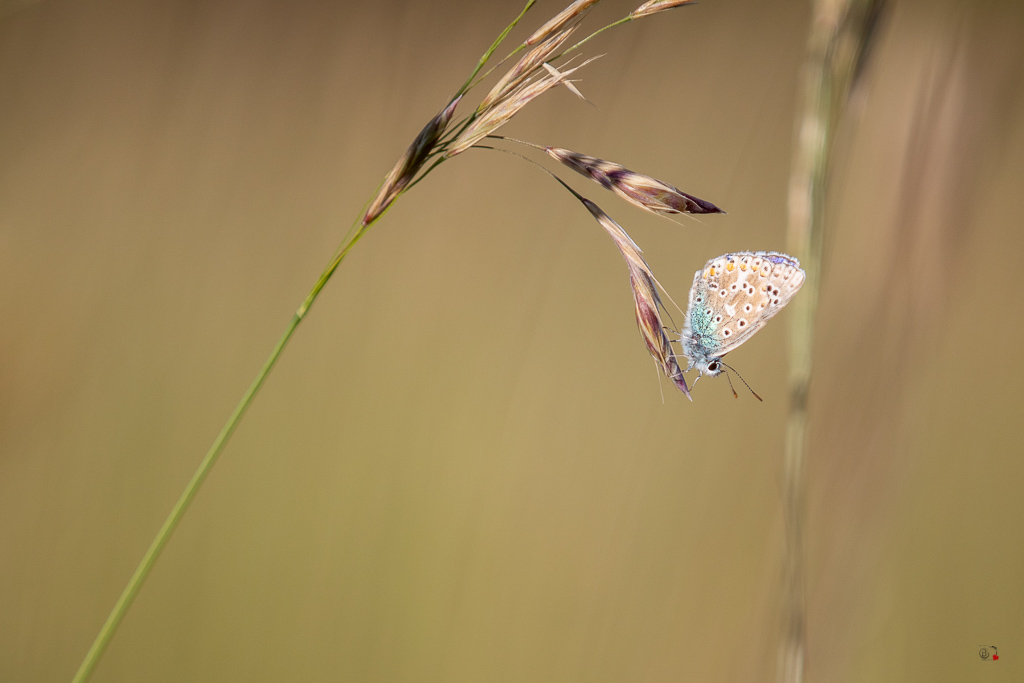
[721,362,762,402]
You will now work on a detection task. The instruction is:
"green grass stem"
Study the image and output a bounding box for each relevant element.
[69,212,378,683]
[70,2,674,678]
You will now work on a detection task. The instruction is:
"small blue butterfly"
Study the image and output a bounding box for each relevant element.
[679,251,805,391]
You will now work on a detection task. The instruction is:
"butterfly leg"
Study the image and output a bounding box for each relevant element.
[723,370,739,399]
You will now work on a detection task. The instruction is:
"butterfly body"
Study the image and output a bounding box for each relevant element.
[680,251,805,381]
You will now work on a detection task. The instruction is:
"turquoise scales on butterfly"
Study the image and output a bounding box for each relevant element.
[680,251,805,391]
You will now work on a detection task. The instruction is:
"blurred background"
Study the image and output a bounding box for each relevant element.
[1,0,1022,681]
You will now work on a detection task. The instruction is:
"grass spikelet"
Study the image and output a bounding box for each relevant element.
[630,0,698,19]
[363,96,461,226]
[541,62,591,101]
[526,0,602,45]
[446,57,598,158]
[546,146,723,215]
[478,27,577,113]
[577,196,691,398]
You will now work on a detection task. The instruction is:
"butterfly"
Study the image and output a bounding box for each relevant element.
[679,251,805,396]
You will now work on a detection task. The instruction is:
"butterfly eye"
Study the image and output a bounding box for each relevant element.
[707,361,719,372]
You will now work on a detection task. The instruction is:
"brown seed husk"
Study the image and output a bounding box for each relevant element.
[630,0,698,20]
[363,96,461,226]
[447,59,596,158]
[526,0,602,45]
[580,197,691,398]
[478,27,577,113]
[548,147,723,215]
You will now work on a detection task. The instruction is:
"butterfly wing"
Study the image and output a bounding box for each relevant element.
[684,251,805,361]
[682,264,722,361]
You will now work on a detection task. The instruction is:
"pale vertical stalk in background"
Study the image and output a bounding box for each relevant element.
[781,1,882,682]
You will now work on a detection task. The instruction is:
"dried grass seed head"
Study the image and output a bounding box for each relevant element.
[580,197,690,398]
[478,27,577,113]
[547,147,723,215]
[630,0,698,19]
[446,59,596,158]
[363,96,461,226]
[526,0,602,45]
[630,269,691,397]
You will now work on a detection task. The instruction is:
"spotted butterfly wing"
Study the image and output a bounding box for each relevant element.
[681,251,805,373]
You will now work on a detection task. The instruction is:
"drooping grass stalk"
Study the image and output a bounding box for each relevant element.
[780,2,884,682]
[472,141,712,396]
[69,4,547,679]
[72,1,710,679]
[489,134,723,215]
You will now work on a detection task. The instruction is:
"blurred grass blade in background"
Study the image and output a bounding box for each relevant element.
[781,1,885,682]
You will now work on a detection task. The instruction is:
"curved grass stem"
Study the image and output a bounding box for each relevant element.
[565,15,631,54]
[69,5,540,676]
[70,212,379,683]
[69,1,706,678]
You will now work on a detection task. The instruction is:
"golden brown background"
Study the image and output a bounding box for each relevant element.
[2,0,1023,681]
